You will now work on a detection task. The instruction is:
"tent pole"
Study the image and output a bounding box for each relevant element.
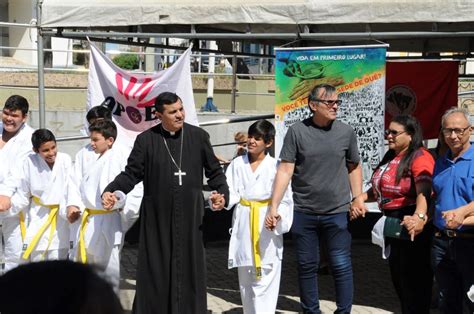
[231,54,237,114]
[36,0,46,128]
[41,30,474,41]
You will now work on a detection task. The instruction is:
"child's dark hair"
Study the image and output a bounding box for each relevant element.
[89,120,117,141]
[4,95,29,115]
[31,129,56,150]
[86,106,112,124]
[248,119,275,144]
[0,260,123,314]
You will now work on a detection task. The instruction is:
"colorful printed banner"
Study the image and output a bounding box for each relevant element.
[275,45,387,202]
[87,43,198,148]
[385,61,459,139]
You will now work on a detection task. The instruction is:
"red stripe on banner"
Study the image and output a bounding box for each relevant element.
[137,84,154,103]
[133,77,152,99]
[115,73,124,97]
[123,76,138,101]
[386,61,459,139]
[137,98,155,108]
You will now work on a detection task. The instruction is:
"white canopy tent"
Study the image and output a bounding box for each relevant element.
[40,0,474,53]
[41,0,472,29]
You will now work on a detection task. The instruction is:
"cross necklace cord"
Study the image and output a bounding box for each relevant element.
[161,125,186,186]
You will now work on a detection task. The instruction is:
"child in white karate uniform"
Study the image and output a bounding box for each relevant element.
[68,106,141,237]
[225,120,293,313]
[8,129,71,262]
[0,95,34,273]
[66,120,129,290]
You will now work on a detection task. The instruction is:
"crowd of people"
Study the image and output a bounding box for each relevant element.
[0,85,473,314]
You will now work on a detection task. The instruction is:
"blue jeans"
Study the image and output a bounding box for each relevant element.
[431,235,474,314]
[291,211,353,314]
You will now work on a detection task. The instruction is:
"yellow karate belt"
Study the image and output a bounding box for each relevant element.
[22,196,59,260]
[19,212,26,241]
[239,198,270,280]
[78,208,115,264]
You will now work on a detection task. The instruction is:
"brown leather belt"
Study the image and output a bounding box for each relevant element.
[435,229,474,239]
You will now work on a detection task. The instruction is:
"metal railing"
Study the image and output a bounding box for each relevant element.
[56,113,275,143]
[1,37,276,114]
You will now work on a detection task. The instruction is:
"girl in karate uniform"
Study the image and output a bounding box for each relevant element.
[225,120,293,313]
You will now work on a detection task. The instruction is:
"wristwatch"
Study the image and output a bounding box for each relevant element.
[416,213,427,222]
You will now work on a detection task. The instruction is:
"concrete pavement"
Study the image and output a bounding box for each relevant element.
[118,239,433,313]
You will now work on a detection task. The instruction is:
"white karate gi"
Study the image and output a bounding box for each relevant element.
[67,146,135,290]
[68,143,142,234]
[0,123,34,273]
[226,154,293,314]
[8,152,72,262]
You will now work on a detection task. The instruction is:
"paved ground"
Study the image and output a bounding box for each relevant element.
[118,239,441,314]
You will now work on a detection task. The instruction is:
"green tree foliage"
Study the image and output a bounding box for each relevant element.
[112,54,139,70]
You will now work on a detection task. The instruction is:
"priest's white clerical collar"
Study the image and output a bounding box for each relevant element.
[162,124,177,136]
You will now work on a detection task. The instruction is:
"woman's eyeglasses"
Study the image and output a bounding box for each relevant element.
[384,129,406,137]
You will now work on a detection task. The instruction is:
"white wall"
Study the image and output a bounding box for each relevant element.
[8,0,36,64]
[466,58,474,75]
[52,37,74,68]
[0,0,8,55]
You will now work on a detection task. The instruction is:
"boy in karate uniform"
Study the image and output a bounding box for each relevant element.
[68,106,141,238]
[1,129,71,262]
[0,95,34,273]
[66,120,129,290]
[224,120,293,313]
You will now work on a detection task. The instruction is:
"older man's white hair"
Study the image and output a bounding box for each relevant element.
[441,107,471,127]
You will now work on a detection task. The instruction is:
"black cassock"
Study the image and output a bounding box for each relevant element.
[104,123,229,314]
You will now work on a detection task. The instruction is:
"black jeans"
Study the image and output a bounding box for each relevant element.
[384,207,433,314]
[431,235,474,314]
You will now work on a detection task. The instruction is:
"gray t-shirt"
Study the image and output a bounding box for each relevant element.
[280,118,360,214]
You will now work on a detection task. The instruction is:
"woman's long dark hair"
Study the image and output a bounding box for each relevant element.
[375,115,424,184]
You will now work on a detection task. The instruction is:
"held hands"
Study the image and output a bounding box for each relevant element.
[66,205,81,223]
[0,195,12,212]
[442,207,465,229]
[209,191,225,211]
[401,214,425,241]
[349,195,368,221]
[264,209,281,231]
[102,192,117,210]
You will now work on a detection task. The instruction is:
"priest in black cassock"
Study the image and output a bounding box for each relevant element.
[102,92,229,314]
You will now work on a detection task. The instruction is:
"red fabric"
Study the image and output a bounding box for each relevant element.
[371,148,434,210]
[385,61,459,139]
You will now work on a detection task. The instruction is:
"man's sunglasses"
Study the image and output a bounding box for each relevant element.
[313,99,342,107]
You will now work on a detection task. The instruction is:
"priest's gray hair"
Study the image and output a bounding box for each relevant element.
[441,107,471,127]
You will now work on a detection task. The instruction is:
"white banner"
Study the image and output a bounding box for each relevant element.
[86,43,198,148]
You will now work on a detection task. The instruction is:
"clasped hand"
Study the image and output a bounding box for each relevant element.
[0,195,11,212]
[442,207,465,229]
[102,191,117,210]
[208,191,225,211]
[264,209,281,231]
[349,195,368,220]
[401,214,425,241]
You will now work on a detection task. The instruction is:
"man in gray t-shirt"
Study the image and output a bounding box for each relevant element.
[266,84,367,314]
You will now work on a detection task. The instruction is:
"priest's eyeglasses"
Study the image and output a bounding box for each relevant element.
[315,99,342,107]
[441,126,471,137]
